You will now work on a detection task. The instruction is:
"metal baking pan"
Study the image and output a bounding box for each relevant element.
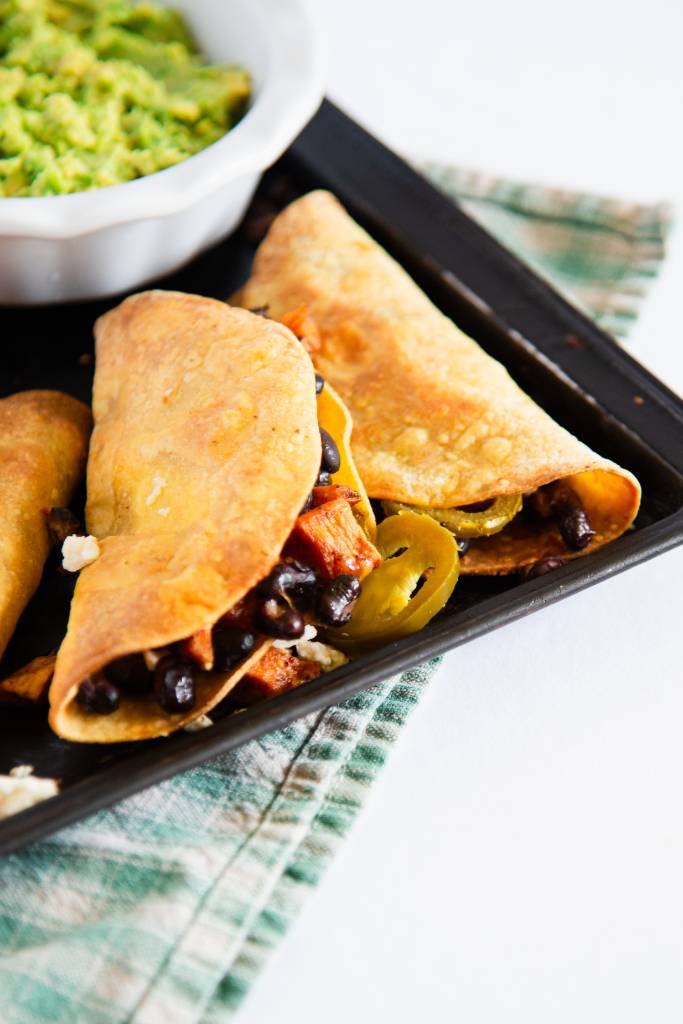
[1,100,682,857]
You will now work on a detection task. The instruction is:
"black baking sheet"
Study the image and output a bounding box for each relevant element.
[1,100,682,856]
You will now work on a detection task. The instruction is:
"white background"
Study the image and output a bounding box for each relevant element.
[240,2,683,1021]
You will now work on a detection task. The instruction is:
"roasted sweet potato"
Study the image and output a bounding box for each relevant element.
[278,305,321,356]
[179,627,214,671]
[236,647,321,705]
[287,498,381,581]
[311,485,360,507]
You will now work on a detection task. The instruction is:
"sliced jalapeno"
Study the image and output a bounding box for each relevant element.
[328,511,459,651]
[382,493,522,538]
[317,382,377,540]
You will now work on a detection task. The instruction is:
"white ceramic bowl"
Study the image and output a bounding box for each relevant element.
[0,0,325,305]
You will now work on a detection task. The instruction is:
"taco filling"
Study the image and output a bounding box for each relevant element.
[382,477,597,569]
[73,476,380,722]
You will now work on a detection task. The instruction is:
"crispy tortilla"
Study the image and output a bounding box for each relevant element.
[0,391,90,664]
[240,190,641,573]
[49,292,320,742]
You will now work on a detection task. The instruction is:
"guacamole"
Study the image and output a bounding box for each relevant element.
[0,0,251,196]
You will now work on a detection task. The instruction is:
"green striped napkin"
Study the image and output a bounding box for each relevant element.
[424,163,670,339]
[0,166,671,1024]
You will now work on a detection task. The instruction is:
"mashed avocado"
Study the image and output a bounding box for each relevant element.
[0,0,251,196]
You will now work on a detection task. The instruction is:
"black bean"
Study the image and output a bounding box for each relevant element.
[256,561,318,608]
[456,537,470,557]
[212,625,256,671]
[46,507,81,546]
[255,598,305,639]
[319,428,340,474]
[315,373,325,395]
[557,502,595,551]
[76,672,120,715]
[300,492,314,515]
[520,556,567,580]
[104,653,152,694]
[154,656,196,714]
[317,574,362,627]
[316,470,332,487]
[255,565,288,598]
[288,563,319,606]
[529,483,595,551]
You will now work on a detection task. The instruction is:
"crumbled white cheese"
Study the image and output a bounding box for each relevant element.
[295,640,348,671]
[0,774,58,819]
[145,474,167,506]
[273,624,318,650]
[62,534,100,572]
[183,714,213,732]
[9,764,34,779]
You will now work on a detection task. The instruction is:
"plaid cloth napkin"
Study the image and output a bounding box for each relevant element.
[0,166,671,1024]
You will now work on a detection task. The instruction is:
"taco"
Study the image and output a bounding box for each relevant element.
[49,292,380,742]
[239,190,641,574]
[0,391,90,670]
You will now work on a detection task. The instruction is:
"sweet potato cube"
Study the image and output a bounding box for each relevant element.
[237,647,321,705]
[288,498,381,581]
[312,485,360,507]
[278,305,321,355]
[179,627,214,671]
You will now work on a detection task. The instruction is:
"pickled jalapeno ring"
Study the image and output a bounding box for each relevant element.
[382,493,523,539]
[328,511,459,651]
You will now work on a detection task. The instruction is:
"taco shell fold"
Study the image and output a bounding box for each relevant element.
[49,292,320,742]
[0,390,91,667]
[240,190,641,573]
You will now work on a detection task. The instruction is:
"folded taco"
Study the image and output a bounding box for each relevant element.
[49,292,380,742]
[239,190,641,574]
[0,391,91,670]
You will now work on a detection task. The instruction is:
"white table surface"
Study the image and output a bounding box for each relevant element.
[239,2,683,1021]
